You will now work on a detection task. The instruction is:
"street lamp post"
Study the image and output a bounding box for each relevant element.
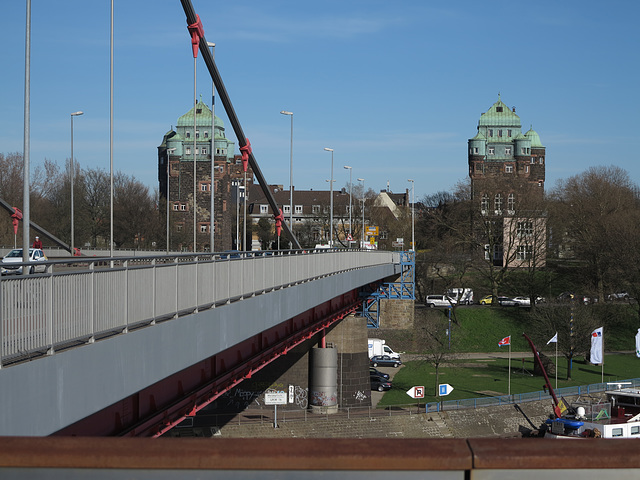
[408,179,415,251]
[280,111,293,248]
[166,147,176,254]
[324,148,334,247]
[344,166,352,242]
[208,42,215,253]
[358,178,365,248]
[70,111,83,255]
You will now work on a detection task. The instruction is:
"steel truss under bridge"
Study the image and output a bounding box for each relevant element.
[361,250,415,328]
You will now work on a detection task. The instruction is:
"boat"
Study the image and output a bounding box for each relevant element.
[523,333,640,439]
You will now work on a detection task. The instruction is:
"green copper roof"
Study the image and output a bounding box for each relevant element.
[525,127,544,147]
[478,96,521,128]
[177,97,225,128]
[471,131,486,140]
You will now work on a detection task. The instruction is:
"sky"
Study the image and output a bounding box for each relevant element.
[1,0,639,201]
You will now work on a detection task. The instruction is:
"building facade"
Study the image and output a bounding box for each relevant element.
[158,99,253,252]
[468,97,547,267]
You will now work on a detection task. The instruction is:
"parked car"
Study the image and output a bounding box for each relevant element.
[479,295,496,305]
[512,296,531,306]
[370,374,392,392]
[370,367,390,379]
[497,296,518,306]
[370,355,402,368]
[1,248,47,275]
[607,292,630,301]
[424,295,457,308]
[557,292,592,304]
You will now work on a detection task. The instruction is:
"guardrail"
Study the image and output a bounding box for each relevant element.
[0,249,397,368]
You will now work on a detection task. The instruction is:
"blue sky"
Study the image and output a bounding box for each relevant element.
[1,1,638,201]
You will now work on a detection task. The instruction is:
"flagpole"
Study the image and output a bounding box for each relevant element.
[508,340,511,396]
[555,340,558,391]
[601,328,604,384]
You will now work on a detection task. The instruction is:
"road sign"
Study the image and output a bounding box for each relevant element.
[264,391,287,405]
[365,226,379,236]
[347,234,353,241]
[439,384,454,396]
[406,386,425,399]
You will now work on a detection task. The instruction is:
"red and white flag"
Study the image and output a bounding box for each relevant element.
[498,335,511,347]
[590,327,603,364]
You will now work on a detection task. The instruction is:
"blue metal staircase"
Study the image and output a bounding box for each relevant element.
[361,251,415,328]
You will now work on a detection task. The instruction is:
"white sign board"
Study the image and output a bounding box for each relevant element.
[264,392,287,405]
[406,386,425,399]
[439,384,454,396]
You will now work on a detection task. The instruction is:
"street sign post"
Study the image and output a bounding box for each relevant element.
[406,386,425,399]
[439,384,454,396]
[264,391,287,429]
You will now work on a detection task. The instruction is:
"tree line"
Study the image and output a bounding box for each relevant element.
[0,152,160,250]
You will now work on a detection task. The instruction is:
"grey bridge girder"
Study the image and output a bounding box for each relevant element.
[0,263,398,436]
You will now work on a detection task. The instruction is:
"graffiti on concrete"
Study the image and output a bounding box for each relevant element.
[310,390,338,406]
[353,390,368,402]
[293,385,308,409]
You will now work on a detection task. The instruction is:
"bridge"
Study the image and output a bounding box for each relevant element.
[0,249,406,437]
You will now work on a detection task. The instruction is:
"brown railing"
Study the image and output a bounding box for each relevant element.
[0,436,638,476]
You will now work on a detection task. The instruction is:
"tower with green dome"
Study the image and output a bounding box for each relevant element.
[468,96,546,210]
[158,98,251,252]
[468,96,547,268]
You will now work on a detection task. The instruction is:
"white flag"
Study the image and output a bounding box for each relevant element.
[547,332,558,345]
[635,329,640,358]
[590,327,603,365]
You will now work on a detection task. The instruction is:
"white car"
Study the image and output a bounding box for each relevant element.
[512,296,531,306]
[425,295,457,308]
[1,248,48,275]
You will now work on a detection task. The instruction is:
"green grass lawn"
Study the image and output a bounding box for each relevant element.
[379,353,640,407]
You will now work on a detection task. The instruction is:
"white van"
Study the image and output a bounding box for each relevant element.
[425,295,456,308]
[447,288,474,305]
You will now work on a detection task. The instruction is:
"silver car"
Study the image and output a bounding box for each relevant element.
[1,248,48,275]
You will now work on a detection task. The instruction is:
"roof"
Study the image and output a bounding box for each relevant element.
[525,127,544,147]
[177,98,225,129]
[478,97,521,128]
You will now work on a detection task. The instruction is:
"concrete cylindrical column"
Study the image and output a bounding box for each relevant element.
[309,347,338,414]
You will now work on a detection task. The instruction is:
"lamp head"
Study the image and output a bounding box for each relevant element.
[280,110,293,116]
[71,111,83,116]
[323,147,333,152]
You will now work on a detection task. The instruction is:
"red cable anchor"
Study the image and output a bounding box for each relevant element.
[187,14,204,58]
[239,138,251,172]
[274,208,284,237]
[10,207,22,236]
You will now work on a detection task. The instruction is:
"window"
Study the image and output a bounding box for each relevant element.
[260,205,268,214]
[201,148,207,155]
[196,131,200,139]
[522,148,526,155]
[176,223,183,232]
[488,147,495,155]
[631,426,640,436]
[496,106,503,113]
[474,147,479,154]
[517,245,533,260]
[612,428,624,438]
[507,129,512,137]
[539,157,544,164]
[498,129,503,137]
[204,131,209,138]
[517,221,533,236]
[505,165,513,173]
[283,205,291,214]
[295,205,303,214]
[507,194,515,211]
[186,131,191,139]
[185,147,191,155]
[531,158,535,164]
[200,182,211,192]
[481,194,489,212]
[200,224,208,233]
[475,162,483,171]
[312,205,320,214]
[494,193,503,212]
[489,129,493,137]
[505,147,512,156]
[180,204,187,211]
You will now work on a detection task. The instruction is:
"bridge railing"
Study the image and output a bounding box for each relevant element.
[0,249,398,368]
